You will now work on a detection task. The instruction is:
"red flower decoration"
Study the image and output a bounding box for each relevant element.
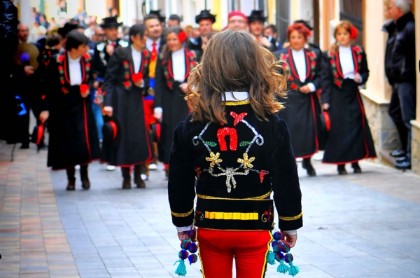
[290,83,298,90]
[123,81,131,88]
[349,26,358,40]
[132,72,143,83]
[178,31,188,43]
[80,84,89,94]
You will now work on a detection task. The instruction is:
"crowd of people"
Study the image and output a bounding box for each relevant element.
[3,1,415,191]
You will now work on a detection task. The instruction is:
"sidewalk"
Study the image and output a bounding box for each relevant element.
[1,141,420,278]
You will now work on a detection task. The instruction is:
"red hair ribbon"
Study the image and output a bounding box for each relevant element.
[178,31,188,43]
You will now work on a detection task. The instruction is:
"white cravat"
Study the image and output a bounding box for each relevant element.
[223,91,249,101]
[339,46,355,79]
[172,48,186,82]
[131,46,142,73]
[68,56,82,85]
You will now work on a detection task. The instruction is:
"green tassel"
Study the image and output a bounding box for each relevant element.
[288,262,299,276]
[267,250,276,265]
[174,259,187,276]
[277,260,290,274]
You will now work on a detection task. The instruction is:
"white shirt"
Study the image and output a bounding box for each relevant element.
[131,46,142,73]
[339,45,355,80]
[172,48,186,82]
[291,49,306,82]
[291,49,316,92]
[68,56,82,85]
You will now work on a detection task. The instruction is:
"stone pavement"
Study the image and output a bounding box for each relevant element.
[1,141,420,278]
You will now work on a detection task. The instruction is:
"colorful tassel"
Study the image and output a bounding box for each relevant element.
[276,260,290,274]
[288,262,300,276]
[174,259,187,276]
[267,250,276,265]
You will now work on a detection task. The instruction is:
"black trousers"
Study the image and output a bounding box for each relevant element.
[388,82,416,158]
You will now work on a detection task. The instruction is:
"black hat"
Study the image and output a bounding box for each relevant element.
[58,22,79,37]
[102,117,120,147]
[247,10,267,23]
[195,10,216,24]
[149,10,166,23]
[293,19,313,31]
[169,14,181,22]
[100,16,123,29]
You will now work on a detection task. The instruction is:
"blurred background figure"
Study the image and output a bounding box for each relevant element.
[167,14,181,27]
[321,20,376,175]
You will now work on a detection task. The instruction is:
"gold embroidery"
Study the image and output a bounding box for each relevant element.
[223,100,250,106]
[197,191,271,200]
[205,152,222,167]
[237,153,255,169]
[279,212,302,221]
[171,208,194,218]
[205,211,259,220]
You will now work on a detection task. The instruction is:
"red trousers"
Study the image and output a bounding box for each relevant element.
[197,228,272,278]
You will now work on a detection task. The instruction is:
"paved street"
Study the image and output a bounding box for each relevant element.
[1,141,420,278]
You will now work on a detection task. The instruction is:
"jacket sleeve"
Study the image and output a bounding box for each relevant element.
[309,48,323,91]
[153,57,165,109]
[168,120,197,227]
[359,48,369,85]
[320,52,332,105]
[103,48,122,107]
[270,118,303,231]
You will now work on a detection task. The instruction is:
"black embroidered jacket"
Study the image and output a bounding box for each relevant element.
[168,101,303,231]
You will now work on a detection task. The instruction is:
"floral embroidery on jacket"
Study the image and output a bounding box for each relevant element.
[161,49,196,90]
[121,49,150,90]
[193,111,269,193]
[328,45,363,88]
[279,48,318,91]
[56,53,91,94]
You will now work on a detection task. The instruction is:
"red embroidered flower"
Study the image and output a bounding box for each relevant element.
[123,81,131,88]
[290,83,298,90]
[58,55,65,62]
[334,79,342,87]
[132,72,143,83]
[80,84,89,95]
[58,65,63,72]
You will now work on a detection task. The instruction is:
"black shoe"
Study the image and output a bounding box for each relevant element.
[81,178,90,190]
[134,178,146,188]
[395,159,411,170]
[20,143,29,149]
[302,159,316,176]
[396,156,407,163]
[390,149,406,158]
[122,178,131,189]
[351,163,362,174]
[66,180,76,191]
[337,165,347,175]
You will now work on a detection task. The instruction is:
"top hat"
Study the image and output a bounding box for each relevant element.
[247,10,267,23]
[195,10,216,24]
[58,22,79,37]
[100,16,123,29]
[149,10,166,23]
